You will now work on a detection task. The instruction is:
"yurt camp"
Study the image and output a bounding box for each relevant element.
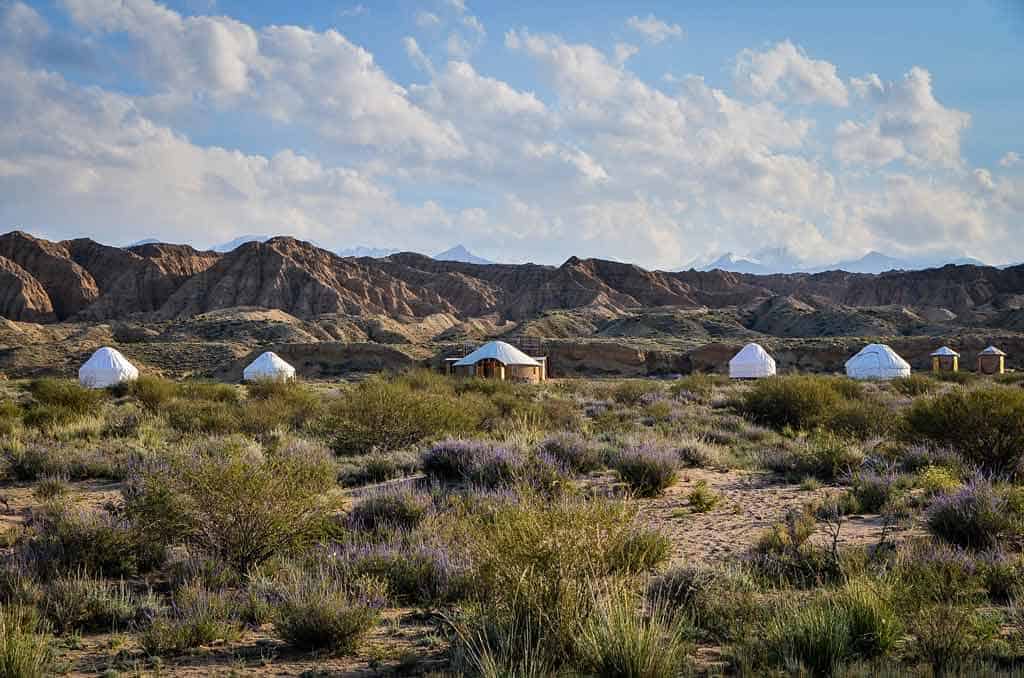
[729,343,777,379]
[977,346,1007,375]
[930,346,960,373]
[845,343,911,380]
[447,341,547,383]
[243,352,296,382]
[79,347,139,388]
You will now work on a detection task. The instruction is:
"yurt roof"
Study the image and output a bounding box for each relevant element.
[845,343,911,369]
[453,341,541,367]
[980,346,1007,356]
[930,346,960,357]
[82,346,135,370]
[729,342,775,365]
[244,351,296,375]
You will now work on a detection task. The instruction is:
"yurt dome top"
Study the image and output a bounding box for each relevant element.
[243,351,296,380]
[845,343,911,379]
[453,341,541,367]
[930,346,960,357]
[980,346,1007,356]
[79,347,139,388]
[729,343,776,378]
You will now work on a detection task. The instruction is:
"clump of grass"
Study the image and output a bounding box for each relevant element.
[267,564,384,655]
[43,569,136,632]
[537,432,603,474]
[925,476,1017,550]
[738,376,841,431]
[909,603,999,676]
[576,583,692,678]
[846,467,909,514]
[32,474,69,501]
[128,376,178,412]
[760,431,864,482]
[330,540,471,606]
[347,486,432,533]
[337,450,420,487]
[748,507,840,587]
[647,565,759,642]
[687,480,721,513]
[611,443,679,497]
[0,606,54,678]
[892,374,935,397]
[138,582,242,656]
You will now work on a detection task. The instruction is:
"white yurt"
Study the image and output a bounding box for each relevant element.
[243,352,296,382]
[729,343,777,379]
[845,343,911,380]
[79,347,139,389]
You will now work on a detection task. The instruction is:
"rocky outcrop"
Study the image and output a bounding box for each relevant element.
[0,231,99,319]
[0,256,55,322]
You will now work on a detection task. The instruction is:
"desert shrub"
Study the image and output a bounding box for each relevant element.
[31,474,68,501]
[328,377,491,456]
[648,565,759,642]
[337,450,420,487]
[538,432,603,474]
[449,602,558,678]
[126,441,338,574]
[909,603,999,676]
[267,564,384,655]
[760,432,864,481]
[0,400,21,437]
[0,567,43,609]
[422,439,564,492]
[0,606,53,678]
[676,435,725,468]
[331,540,471,606]
[917,465,962,496]
[3,444,49,482]
[347,486,432,533]
[890,541,985,605]
[611,381,661,406]
[27,379,102,414]
[847,468,909,513]
[128,376,178,412]
[749,507,840,587]
[687,480,721,513]
[21,503,159,579]
[823,397,892,439]
[926,477,1018,550]
[162,398,239,435]
[670,374,721,401]
[611,443,679,497]
[138,582,242,656]
[892,374,935,397]
[977,550,1024,602]
[576,584,691,678]
[903,386,1024,477]
[43,570,135,632]
[738,376,841,431]
[178,381,240,404]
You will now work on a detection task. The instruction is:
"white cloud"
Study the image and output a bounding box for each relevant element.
[338,5,367,18]
[734,40,848,106]
[613,43,638,65]
[403,36,433,75]
[1000,151,1021,168]
[415,11,441,29]
[837,67,970,169]
[626,14,683,44]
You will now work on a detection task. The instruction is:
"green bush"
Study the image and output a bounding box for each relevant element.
[903,386,1024,477]
[128,376,178,412]
[647,565,759,642]
[925,477,1018,550]
[178,381,240,404]
[0,400,21,437]
[268,564,383,655]
[328,378,492,456]
[163,398,239,435]
[891,374,936,397]
[27,379,102,414]
[611,381,661,406]
[44,570,135,633]
[687,480,721,513]
[738,376,841,431]
[761,432,864,481]
[823,398,892,439]
[610,444,679,498]
[910,603,998,676]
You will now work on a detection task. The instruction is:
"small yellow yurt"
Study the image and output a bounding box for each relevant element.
[977,346,1007,375]
[930,346,959,373]
[448,341,547,383]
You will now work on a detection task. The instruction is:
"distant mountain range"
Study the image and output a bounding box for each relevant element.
[683,248,989,275]
[337,246,401,258]
[433,244,494,265]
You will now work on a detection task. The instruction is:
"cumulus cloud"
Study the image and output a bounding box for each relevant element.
[626,14,683,44]
[734,40,848,106]
[836,67,970,169]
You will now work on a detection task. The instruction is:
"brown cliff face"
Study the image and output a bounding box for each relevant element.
[0,232,99,319]
[0,256,55,323]
[0,231,1023,330]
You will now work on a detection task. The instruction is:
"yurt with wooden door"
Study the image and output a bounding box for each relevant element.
[79,347,139,389]
[930,346,959,373]
[845,343,911,380]
[977,346,1007,375]
[243,351,296,382]
[729,343,777,379]
[449,341,546,383]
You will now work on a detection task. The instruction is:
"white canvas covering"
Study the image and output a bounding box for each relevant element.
[845,343,911,380]
[980,345,1007,356]
[930,346,959,357]
[243,352,296,381]
[453,341,541,367]
[729,343,777,379]
[79,347,139,389]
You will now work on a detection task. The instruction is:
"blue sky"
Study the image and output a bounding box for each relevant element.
[1,0,1022,268]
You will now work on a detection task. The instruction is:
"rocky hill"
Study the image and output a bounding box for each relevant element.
[2,229,1023,333]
